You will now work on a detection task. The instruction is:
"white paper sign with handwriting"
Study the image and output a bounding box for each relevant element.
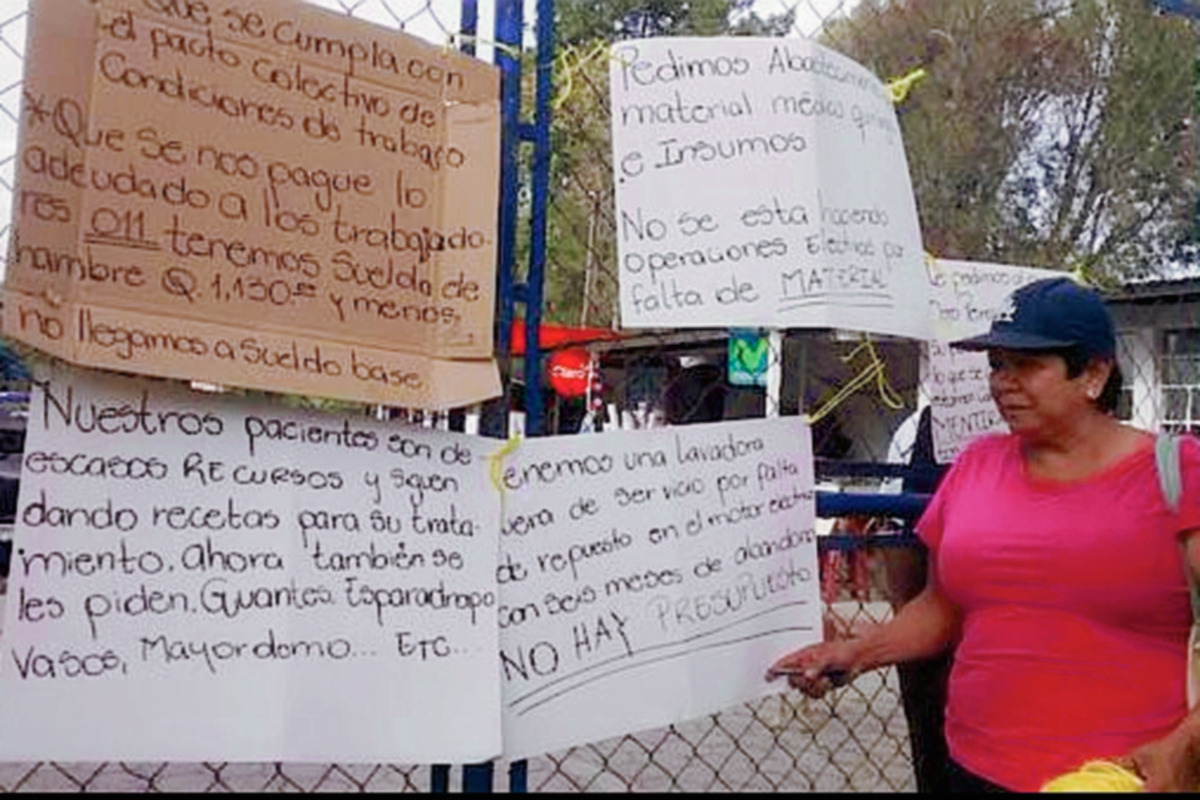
[923,259,1062,462]
[497,416,820,760]
[0,364,502,763]
[610,37,929,339]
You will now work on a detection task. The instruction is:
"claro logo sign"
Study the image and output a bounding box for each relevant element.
[547,348,597,397]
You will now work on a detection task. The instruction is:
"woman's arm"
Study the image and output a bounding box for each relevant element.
[767,559,959,697]
[1121,531,1200,792]
[852,567,959,669]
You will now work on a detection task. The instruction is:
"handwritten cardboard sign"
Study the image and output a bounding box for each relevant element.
[497,417,820,759]
[609,37,929,339]
[922,259,1061,462]
[2,0,502,409]
[0,364,502,762]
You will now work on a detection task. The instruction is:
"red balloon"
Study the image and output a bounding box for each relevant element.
[547,348,595,398]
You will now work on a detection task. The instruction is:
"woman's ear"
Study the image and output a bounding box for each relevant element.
[1083,358,1115,401]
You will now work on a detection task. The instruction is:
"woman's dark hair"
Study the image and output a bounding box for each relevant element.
[1054,347,1123,414]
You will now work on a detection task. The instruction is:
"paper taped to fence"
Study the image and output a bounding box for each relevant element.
[609,37,929,339]
[497,416,820,760]
[922,259,1061,462]
[0,364,502,763]
[2,0,501,409]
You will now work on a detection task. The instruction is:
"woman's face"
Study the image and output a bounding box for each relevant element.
[987,349,1110,441]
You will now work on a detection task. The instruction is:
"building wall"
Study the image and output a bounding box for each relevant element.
[1110,298,1200,433]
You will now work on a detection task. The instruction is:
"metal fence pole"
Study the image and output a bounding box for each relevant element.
[509,0,556,788]
[520,0,557,440]
[448,0,529,791]
[477,0,528,446]
[462,764,495,793]
[460,0,479,55]
[430,765,451,793]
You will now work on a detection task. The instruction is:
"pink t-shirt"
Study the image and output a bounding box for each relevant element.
[917,433,1200,792]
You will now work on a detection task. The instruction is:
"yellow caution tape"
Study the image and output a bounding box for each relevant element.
[442,32,523,60]
[487,434,523,494]
[886,67,928,105]
[805,337,905,426]
[554,41,634,110]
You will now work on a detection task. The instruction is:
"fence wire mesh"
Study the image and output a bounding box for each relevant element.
[517,0,1199,793]
[0,0,1196,792]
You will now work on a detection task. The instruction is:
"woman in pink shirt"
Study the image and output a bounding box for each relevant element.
[768,277,1200,792]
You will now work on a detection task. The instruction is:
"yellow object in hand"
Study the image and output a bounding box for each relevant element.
[1041,760,1143,793]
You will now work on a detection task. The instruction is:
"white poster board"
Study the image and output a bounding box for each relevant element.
[497,417,820,759]
[0,365,502,763]
[610,37,929,339]
[923,259,1061,462]
[4,0,502,410]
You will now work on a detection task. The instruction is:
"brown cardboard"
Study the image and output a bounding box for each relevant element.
[2,0,501,408]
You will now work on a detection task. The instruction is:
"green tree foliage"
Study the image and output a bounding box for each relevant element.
[557,0,795,48]
[823,0,1198,281]
[536,0,1192,326]
[536,0,794,326]
[558,0,734,45]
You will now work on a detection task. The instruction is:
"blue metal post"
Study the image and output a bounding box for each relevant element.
[430,765,450,793]
[507,0,556,789]
[460,0,479,55]
[815,491,932,520]
[493,0,524,366]
[508,760,528,793]
[446,0,528,791]
[461,763,494,793]
[475,0,523,448]
[446,0,479,432]
[431,3,497,787]
[520,0,557,440]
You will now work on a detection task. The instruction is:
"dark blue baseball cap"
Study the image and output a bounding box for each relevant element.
[950,277,1116,359]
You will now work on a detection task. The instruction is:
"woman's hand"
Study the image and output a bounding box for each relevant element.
[766,579,958,700]
[765,639,861,699]
[1119,725,1200,792]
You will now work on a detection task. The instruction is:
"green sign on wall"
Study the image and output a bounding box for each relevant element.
[728,329,769,387]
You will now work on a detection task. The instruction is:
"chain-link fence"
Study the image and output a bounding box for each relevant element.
[0,0,920,792]
[0,1,503,791]
[521,0,1200,793]
[1,0,1198,792]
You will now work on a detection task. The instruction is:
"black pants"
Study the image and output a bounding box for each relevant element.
[897,649,954,793]
[946,757,1011,793]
